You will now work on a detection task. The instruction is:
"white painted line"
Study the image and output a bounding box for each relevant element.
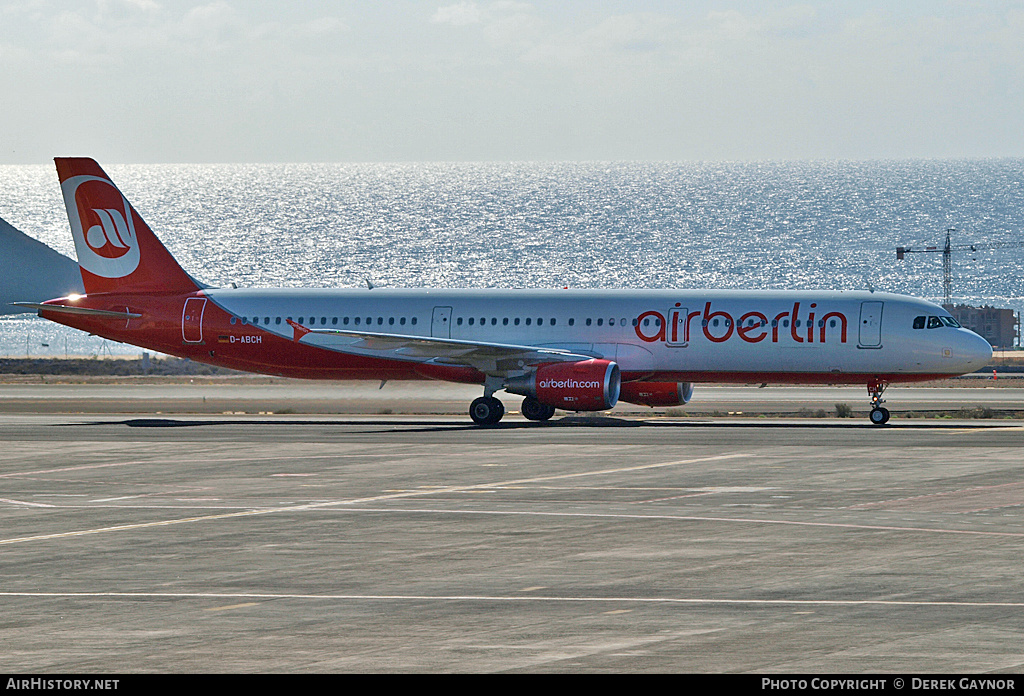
[327,506,1024,539]
[0,452,753,546]
[0,462,134,478]
[0,498,56,508]
[2,591,1024,609]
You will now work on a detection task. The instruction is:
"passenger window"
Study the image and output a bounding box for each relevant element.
[913,316,926,329]
[597,318,604,326]
[411,317,417,325]
[586,318,592,326]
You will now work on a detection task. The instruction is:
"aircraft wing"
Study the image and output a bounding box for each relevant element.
[295,322,592,375]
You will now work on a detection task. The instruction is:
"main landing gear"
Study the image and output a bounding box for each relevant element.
[868,379,890,426]
[469,396,504,425]
[520,396,556,422]
[468,395,558,424]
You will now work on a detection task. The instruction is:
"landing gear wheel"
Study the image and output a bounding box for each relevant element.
[869,407,890,425]
[521,396,556,422]
[470,396,505,425]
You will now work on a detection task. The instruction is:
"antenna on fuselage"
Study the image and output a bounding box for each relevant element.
[365,278,376,290]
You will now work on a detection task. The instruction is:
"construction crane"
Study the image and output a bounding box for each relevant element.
[896,228,1024,306]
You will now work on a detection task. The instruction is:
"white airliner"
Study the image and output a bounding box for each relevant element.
[15,158,993,425]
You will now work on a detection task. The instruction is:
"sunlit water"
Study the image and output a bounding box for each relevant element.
[1,160,1022,357]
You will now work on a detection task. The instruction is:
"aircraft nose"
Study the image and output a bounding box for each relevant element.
[958,329,992,371]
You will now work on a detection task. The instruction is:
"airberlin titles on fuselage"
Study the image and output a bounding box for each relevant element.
[635,301,849,345]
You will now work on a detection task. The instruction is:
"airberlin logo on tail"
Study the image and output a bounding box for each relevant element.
[61,175,141,279]
[85,208,133,258]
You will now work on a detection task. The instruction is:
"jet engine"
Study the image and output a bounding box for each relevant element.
[618,381,694,407]
[505,359,620,411]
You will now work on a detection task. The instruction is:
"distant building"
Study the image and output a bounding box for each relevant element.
[944,304,1020,349]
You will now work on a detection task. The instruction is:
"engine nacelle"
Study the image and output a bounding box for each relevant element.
[505,359,620,411]
[618,381,694,407]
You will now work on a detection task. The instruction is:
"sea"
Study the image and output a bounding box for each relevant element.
[1,159,1022,357]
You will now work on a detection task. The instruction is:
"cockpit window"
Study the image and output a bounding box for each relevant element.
[925,315,962,329]
[913,316,926,329]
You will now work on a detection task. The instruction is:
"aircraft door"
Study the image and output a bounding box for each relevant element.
[858,301,883,348]
[431,306,452,338]
[666,305,689,347]
[182,297,207,344]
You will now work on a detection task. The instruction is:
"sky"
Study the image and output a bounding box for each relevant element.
[1,0,1023,163]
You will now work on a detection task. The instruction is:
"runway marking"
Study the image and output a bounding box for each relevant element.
[204,602,262,612]
[0,452,397,480]
[339,506,1024,538]
[848,481,1024,513]
[0,452,752,546]
[3,591,1024,609]
[0,498,56,508]
[0,462,134,478]
[337,453,756,506]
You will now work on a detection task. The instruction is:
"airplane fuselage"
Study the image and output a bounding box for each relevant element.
[42,287,991,385]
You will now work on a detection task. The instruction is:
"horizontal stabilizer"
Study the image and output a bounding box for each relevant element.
[9,302,142,319]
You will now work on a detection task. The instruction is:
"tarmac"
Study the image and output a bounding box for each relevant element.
[2,383,1024,672]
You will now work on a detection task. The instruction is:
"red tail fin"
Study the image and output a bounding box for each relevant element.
[55,158,201,295]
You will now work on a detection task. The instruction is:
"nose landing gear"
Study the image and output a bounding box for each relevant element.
[868,379,890,425]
